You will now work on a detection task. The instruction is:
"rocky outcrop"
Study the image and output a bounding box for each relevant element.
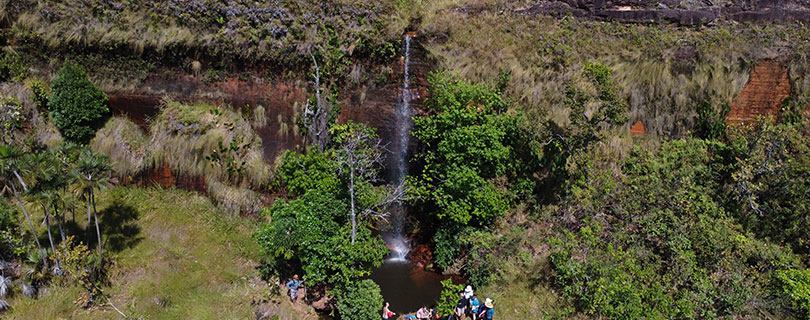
[726,60,791,124]
[630,120,647,135]
[518,0,810,25]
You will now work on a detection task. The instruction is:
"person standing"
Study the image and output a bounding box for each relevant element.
[382,302,396,320]
[468,295,481,320]
[455,292,469,319]
[481,298,494,320]
[285,275,303,303]
[463,286,474,299]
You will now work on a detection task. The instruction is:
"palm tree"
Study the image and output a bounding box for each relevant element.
[71,149,110,264]
[28,152,66,272]
[0,146,44,261]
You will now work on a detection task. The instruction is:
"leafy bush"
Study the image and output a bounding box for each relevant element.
[274,150,340,197]
[436,279,464,317]
[548,138,802,318]
[0,51,27,82]
[30,80,50,111]
[730,117,810,254]
[254,190,387,288]
[411,71,540,270]
[48,62,109,144]
[776,269,810,319]
[693,101,729,140]
[336,279,384,320]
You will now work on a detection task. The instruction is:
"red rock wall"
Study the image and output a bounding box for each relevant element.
[630,120,647,135]
[726,60,791,125]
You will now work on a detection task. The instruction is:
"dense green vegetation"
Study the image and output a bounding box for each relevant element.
[48,62,109,144]
[405,63,810,319]
[2,1,810,319]
[256,122,405,318]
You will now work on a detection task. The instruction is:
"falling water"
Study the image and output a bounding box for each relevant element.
[387,34,413,262]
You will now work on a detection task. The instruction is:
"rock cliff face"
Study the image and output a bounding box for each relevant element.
[107,76,308,163]
[726,60,791,125]
[519,0,810,25]
[107,37,431,172]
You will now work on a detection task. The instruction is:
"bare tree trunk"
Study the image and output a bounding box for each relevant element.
[87,188,93,249]
[43,205,61,270]
[91,189,102,264]
[307,50,330,152]
[11,183,44,262]
[349,161,356,244]
[54,203,66,243]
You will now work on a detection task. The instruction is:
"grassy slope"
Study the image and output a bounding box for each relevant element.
[6,186,294,319]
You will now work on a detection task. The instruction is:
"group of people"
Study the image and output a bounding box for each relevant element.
[383,303,440,320]
[452,286,494,320]
[382,285,495,320]
[288,275,495,320]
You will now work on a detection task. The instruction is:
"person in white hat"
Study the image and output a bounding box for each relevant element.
[463,285,474,299]
[479,298,494,320]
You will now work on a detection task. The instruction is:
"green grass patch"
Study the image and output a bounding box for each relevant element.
[7,186,263,319]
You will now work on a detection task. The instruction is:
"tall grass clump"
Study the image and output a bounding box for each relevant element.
[90,117,148,178]
[148,100,270,213]
[420,10,810,137]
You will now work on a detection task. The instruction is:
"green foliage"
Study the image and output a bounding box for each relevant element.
[30,80,50,111]
[51,236,101,308]
[412,72,537,226]
[694,101,730,140]
[0,198,21,258]
[412,71,540,271]
[549,138,802,318]
[254,190,386,288]
[730,116,810,254]
[776,269,810,319]
[48,62,109,144]
[437,279,464,317]
[274,150,340,197]
[548,62,627,178]
[0,50,27,82]
[0,95,25,144]
[335,279,384,320]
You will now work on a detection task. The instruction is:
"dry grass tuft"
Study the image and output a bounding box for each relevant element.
[148,100,271,189]
[205,180,263,215]
[91,117,148,178]
[420,11,810,137]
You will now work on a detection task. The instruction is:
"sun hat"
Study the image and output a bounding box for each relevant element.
[484,298,493,308]
[464,285,473,294]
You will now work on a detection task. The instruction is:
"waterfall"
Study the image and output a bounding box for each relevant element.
[387,34,413,262]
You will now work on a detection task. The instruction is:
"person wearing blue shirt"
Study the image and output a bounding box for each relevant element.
[285,274,303,303]
[479,298,494,320]
[468,296,481,320]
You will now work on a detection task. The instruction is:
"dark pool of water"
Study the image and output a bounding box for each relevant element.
[369,260,447,315]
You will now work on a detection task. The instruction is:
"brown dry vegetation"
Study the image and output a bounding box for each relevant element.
[415,4,810,138]
[90,100,272,214]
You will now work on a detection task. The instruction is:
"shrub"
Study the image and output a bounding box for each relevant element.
[48,62,109,144]
[336,279,384,320]
[436,279,464,317]
[0,51,27,82]
[254,190,387,288]
[412,71,540,269]
[776,269,810,319]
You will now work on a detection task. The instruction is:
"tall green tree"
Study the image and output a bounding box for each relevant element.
[71,149,110,264]
[0,145,43,260]
[48,62,109,144]
[411,72,540,269]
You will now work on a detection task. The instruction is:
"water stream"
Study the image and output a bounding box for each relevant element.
[369,33,448,315]
[387,34,413,262]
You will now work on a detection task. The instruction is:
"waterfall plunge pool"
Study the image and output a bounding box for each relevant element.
[369,259,447,315]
